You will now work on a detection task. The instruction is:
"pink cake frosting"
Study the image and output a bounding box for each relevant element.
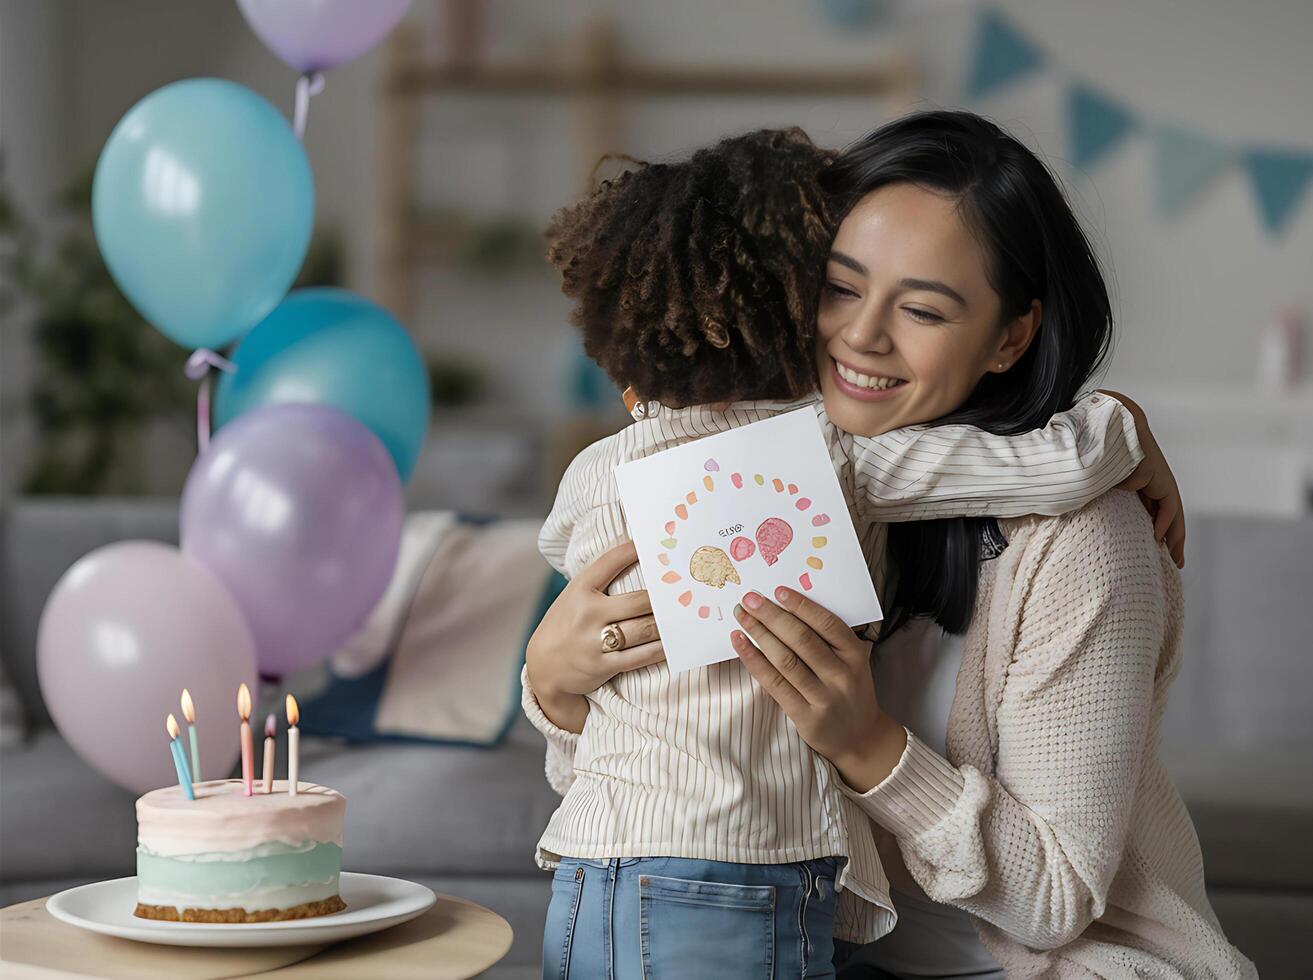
[137,779,344,857]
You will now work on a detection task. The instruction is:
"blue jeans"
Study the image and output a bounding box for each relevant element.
[543,855,841,980]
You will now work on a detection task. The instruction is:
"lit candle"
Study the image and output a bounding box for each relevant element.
[238,682,254,797]
[166,714,195,801]
[286,693,300,797]
[180,688,201,784]
[262,713,276,794]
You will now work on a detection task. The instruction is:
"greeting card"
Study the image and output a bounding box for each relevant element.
[615,408,882,673]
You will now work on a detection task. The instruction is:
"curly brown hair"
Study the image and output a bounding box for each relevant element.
[546,127,837,407]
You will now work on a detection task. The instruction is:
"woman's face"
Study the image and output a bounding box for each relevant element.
[816,183,1039,437]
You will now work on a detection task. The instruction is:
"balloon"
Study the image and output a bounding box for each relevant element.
[238,0,413,74]
[213,288,431,481]
[181,403,404,678]
[37,542,257,794]
[92,78,314,349]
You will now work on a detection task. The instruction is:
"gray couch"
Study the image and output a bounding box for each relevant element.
[2,498,1310,978]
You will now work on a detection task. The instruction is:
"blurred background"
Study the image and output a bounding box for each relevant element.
[1,2,1310,977]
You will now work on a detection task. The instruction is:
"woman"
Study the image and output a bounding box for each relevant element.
[527,111,1254,978]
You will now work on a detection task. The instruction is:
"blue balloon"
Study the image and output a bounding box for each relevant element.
[213,289,431,480]
[92,78,314,349]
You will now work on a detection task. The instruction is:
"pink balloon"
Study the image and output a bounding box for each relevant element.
[237,0,413,74]
[37,542,257,794]
[181,403,404,679]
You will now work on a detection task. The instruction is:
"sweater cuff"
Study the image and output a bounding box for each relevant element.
[839,730,966,839]
[520,664,581,751]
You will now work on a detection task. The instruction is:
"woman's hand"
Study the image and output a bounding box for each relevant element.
[730,586,907,794]
[1099,390,1186,568]
[526,540,665,734]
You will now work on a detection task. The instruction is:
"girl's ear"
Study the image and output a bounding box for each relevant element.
[992,298,1041,372]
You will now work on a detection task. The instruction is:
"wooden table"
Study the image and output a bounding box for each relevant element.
[0,892,513,979]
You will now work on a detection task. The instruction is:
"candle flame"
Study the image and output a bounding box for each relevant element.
[264,713,277,738]
[285,693,299,727]
[180,688,196,723]
[237,682,251,721]
[166,713,181,739]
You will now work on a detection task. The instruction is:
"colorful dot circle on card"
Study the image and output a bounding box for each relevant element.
[772,478,784,492]
[658,553,670,565]
[787,483,798,495]
[807,556,823,570]
[678,590,693,606]
[754,474,765,485]
[704,458,719,472]
[665,521,676,535]
[812,536,828,548]
[686,492,698,505]
[798,573,813,590]
[662,538,678,549]
[703,475,715,492]
[698,606,711,619]
[661,571,681,584]
[675,504,688,520]
[811,514,830,526]
[731,473,743,488]
[795,497,812,511]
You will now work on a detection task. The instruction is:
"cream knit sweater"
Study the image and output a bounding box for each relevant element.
[535,490,1256,977]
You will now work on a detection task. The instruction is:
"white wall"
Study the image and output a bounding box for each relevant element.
[2,0,1311,495]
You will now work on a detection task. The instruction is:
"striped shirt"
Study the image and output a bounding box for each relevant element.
[522,392,1141,944]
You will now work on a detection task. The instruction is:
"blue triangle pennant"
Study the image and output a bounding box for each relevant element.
[1067,83,1136,170]
[967,9,1045,100]
[1245,148,1313,235]
[1151,125,1234,217]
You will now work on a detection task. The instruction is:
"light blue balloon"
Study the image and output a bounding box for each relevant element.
[92,78,314,349]
[213,289,431,480]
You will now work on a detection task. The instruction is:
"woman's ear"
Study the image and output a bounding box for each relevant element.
[991,299,1041,372]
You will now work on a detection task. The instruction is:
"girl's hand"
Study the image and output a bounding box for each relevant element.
[1100,390,1186,568]
[526,540,665,733]
[730,587,907,794]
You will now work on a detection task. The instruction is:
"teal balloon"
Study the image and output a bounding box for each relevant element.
[92,78,314,349]
[213,289,430,480]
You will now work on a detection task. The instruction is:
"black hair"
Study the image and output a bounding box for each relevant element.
[819,110,1114,637]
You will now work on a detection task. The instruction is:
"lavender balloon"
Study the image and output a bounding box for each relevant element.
[37,542,257,794]
[181,403,404,678]
[237,0,413,74]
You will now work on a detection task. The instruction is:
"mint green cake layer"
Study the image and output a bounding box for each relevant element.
[136,841,342,898]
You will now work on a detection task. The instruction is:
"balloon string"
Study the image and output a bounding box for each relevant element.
[186,349,236,454]
[292,72,325,140]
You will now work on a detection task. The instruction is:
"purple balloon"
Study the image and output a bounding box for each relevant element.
[237,0,414,74]
[37,542,258,794]
[181,403,404,678]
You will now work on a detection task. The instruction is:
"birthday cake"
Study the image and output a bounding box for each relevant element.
[134,779,346,922]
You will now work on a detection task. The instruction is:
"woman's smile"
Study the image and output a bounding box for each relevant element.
[829,356,908,401]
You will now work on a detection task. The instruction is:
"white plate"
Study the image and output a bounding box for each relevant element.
[46,872,435,948]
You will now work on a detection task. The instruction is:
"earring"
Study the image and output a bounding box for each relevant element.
[997,361,1006,370]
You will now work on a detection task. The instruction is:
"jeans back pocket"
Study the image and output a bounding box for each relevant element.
[639,874,775,980]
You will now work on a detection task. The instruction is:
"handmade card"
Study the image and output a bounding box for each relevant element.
[615,408,882,674]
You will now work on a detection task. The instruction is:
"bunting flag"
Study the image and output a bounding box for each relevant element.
[1245,149,1313,235]
[1068,83,1136,170]
[1150,125,1234,217]
[967,6,1311,237]
[967,9,1045,99]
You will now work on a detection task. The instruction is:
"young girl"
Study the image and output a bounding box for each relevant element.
[524,128,1162,979]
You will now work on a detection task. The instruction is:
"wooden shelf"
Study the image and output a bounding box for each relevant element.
[385,57,919,99]
[370,16,921,319]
